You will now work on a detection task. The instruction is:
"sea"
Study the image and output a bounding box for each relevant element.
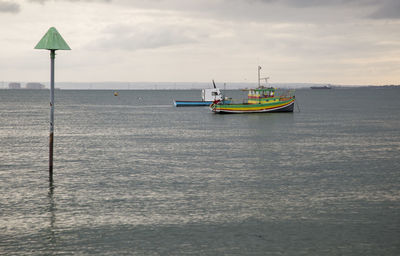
[1,87,399,255]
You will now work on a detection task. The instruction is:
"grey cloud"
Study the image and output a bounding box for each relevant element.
[94,24,197,51]
[28,0,111,4]
[282,0,352,8]
[26,0,400,21]
[283,0,400,20]
[254,0,375,8]
[368,0,400,19]
[0,1,20,13]
[113,0,391,23]
[284,0,363,7]
[24,0,400,22]
[255,0,400,19]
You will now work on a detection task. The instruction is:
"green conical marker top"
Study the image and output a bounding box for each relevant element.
[35,27,71,50]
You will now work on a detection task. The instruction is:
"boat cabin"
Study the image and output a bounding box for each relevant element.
[202,88,223,102]
[247,87,277,104]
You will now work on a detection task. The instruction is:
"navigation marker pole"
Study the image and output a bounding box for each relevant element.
[35,27,71,182]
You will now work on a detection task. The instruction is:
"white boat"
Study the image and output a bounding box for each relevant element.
[173,81,225,107]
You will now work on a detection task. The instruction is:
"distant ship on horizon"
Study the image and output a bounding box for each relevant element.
[310,85,332,89]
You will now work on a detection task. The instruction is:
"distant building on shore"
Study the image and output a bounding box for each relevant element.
[26,82,45,89]
[9,82,21,89]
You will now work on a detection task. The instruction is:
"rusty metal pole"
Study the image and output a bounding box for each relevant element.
[49,49,55,181]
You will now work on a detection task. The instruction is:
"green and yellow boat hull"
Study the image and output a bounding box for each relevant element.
[211,97,295,114]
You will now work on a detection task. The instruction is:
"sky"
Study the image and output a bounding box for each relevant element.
[0,0,399,86]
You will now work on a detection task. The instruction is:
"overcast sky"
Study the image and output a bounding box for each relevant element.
[0,0,399,85]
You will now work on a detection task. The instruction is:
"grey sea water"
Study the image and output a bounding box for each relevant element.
[1,88,399,255]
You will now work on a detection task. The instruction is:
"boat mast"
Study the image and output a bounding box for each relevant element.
[258,66,261,87]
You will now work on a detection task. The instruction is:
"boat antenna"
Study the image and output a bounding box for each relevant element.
[212,80,216,89]
[258,66,262,87]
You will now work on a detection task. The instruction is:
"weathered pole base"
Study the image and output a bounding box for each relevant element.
[49,131,54,182]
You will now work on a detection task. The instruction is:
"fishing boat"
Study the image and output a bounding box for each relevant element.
[210,66,295,114]
[174,80,226,107]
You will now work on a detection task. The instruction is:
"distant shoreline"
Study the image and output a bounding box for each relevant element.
[1,82,399,90]
[1,85,399,91]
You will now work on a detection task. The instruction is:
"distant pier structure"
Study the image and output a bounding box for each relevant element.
[26,82,45,89]
[9,82,21,89]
